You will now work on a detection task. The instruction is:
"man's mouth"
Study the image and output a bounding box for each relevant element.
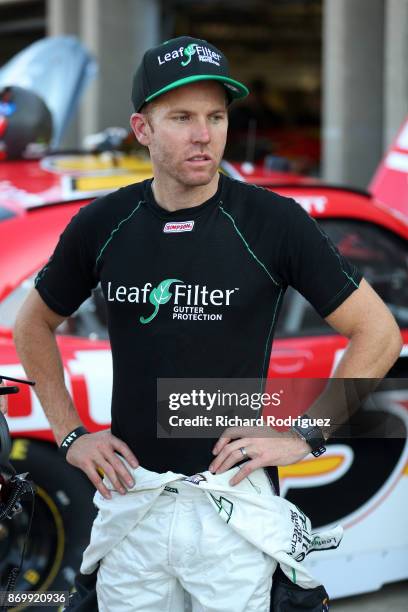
[187,154,212,162]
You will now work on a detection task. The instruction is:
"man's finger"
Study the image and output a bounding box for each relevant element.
[97,458,127,495]
[212,436,231,455]
[104,452,135,488]
[212,448,247,474]
[230,457,264,486]
[210,438,251,473]
[212,425,259,455]
[212,427,244,454]
[85,465,112,500]
[110,436,139,468]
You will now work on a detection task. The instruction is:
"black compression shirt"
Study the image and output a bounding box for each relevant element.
[35,173,362,489]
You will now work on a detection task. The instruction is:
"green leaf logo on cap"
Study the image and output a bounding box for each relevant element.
[181,43,197,67]
[140,278,182,324]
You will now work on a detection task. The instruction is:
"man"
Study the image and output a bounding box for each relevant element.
[14,36,402,611]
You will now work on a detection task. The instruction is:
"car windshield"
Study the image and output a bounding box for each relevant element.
[0,275,109,340]
[0,218,407,339]
[275,219,408,337]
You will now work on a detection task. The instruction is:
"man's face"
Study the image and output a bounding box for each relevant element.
[131,81,228,188]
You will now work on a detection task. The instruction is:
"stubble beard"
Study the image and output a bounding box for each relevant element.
[159,154,219,188]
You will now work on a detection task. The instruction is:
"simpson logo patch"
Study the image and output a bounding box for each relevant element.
[163,221,194,233]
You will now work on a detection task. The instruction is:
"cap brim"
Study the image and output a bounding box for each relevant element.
[145,74,249,105]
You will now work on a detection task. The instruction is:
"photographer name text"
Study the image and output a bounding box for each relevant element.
[167,415,331,428]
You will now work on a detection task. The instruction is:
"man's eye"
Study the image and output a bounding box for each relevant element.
[210,115,225,122]
[174,115,189,122]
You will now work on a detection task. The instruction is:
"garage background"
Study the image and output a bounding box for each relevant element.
[0,0,407,188]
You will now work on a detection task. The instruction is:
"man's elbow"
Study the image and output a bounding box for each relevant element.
[374,315,403,368]
[14,289,61,345]
[388,324,404,363]
[351,310,403,372]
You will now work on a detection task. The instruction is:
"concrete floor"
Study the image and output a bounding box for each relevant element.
[331,580,408,611]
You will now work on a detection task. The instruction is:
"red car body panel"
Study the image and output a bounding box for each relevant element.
[369,116,408,219]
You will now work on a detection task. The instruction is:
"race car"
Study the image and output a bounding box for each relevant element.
[0,129,407,602]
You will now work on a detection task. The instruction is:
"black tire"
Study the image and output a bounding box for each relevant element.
[0,438,96,611]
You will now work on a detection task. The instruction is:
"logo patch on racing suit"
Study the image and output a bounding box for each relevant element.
[163,221,194,233]
[209,493,234,523]
[163,485,179,494]
[182,473,207,485]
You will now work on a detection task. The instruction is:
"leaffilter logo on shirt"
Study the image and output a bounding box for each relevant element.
[107,279,239,324]
[140,278,182,325]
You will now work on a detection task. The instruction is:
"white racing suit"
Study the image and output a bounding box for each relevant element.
[80,462,343,612]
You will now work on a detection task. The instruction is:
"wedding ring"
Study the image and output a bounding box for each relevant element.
[239,447,247,457]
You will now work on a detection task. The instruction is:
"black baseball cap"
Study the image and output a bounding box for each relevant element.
[131,36,249,112]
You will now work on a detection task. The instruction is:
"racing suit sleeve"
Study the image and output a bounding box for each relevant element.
[279,200,363,318]
[34,206,98,317]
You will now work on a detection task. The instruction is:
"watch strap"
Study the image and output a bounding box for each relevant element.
[291,413,326,457]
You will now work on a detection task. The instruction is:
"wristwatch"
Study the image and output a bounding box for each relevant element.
[291,414,327,457]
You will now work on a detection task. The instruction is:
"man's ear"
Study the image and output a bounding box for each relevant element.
[130,113,151,146]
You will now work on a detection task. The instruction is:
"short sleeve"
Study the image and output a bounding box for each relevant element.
[35,207,98,317]
[280,200,363,318]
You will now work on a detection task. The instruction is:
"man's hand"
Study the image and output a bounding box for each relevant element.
[0,380,7,415]
[66,429,139,499]
[209,426,310,486]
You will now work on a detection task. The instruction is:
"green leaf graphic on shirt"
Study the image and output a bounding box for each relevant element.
[139,278,182,324]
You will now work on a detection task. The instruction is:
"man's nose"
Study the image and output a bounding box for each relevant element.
[192,118,211,143]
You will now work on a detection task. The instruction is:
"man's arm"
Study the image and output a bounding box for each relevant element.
[14,289,138,499]
[209,279,403,484]
[326,279,402,377]
[14,290,81,442]
[289,279,403,441]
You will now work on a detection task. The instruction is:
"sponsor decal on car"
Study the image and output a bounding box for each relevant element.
[293,196,328,214]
